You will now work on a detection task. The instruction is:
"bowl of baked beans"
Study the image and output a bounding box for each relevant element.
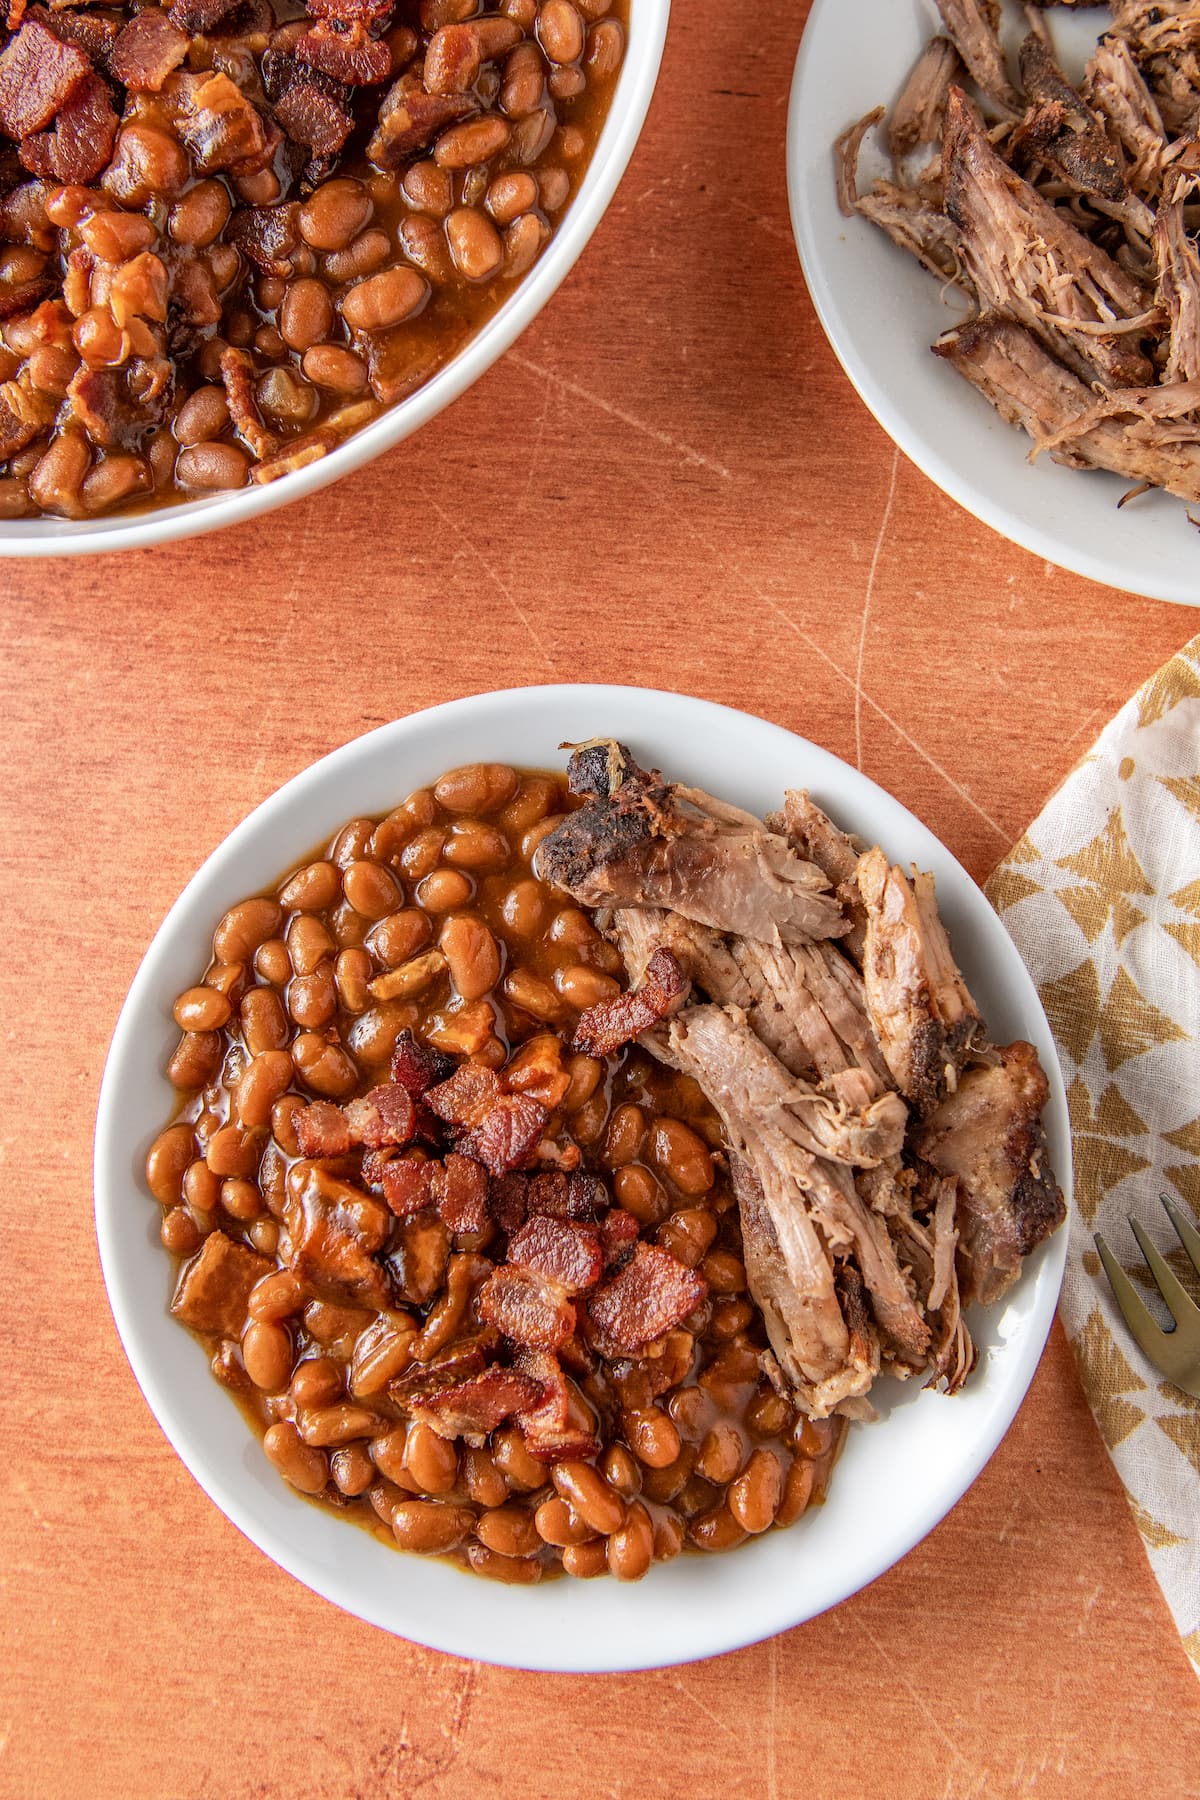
[94,685,1067,1670]
[0,0,667,554]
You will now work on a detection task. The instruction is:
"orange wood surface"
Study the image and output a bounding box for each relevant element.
[3,3,1200,1794]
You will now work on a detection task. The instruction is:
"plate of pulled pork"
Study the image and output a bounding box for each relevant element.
[790,1,1200,605]
[95,686,1069,1670]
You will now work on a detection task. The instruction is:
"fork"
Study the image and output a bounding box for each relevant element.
[1095,1196,1200,1401]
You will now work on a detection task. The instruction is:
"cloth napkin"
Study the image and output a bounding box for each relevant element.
[985,636,1200,1679]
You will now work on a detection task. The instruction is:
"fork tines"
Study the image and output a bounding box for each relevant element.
[1095,1195,1200,1402]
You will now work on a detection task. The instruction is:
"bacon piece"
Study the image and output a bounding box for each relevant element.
[282,1162,393,1311]
[478,1264,575,1350]
[32,7,120,64]
[296,21,391,85]
[171,1229,272,1338]
[367,71,474,166]
[389,1334,491,1402]
[168,0,240,30]
[409,1365,545,1442]
[215,342,276,462]
[526,1169,606,1222]
[600,1207,640,1266]
[0,374,52,458]
[109,11,189,92]
[586,1243,707,1355]
[384,1211,450,1305]
[508,1215,603,1293]
[379,1156,436,1217]
[433,1152,489,1234]
[294,1100,355,1158]
[503,1032,572,1109]
[308,0,393,20]
[460,1093,548,1176]
[426,1062,502,1129]
[489,1170,528,1232]
[274,68,352,155]
[571,947,688,1058]
[513,1349,599,1462]
[19,73,118,183]
[342,1080,417,1150]
[0,20,90,140]
[390,1029,454,1097]
[173,69,269,171]
[65,358,171,448]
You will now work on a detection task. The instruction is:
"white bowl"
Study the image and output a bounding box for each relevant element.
[4,8,670,558]
[789,1,1200,607]
[94,684,1070,1672]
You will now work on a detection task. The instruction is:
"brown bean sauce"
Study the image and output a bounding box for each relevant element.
[146,764,845,1583]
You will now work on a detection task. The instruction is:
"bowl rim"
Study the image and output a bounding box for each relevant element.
[2,2,671,559]
[93,683,1070,1671]
[786,0,1200,609]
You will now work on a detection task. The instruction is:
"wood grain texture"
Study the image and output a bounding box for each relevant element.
[2,2,1199,1793]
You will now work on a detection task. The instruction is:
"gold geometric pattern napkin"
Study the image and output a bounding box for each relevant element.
[986,636,1200,1680]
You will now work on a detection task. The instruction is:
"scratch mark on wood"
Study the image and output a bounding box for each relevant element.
[506,352,733,480]
[855,447,900,771]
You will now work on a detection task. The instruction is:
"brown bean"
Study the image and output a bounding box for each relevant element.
[689,1503,749,1553]
[402,158,453,213]
[341,860,402,919]
[399,213,455,284]
[255,938,292,985]
[491,1425,545,1492]
[585,15,623,78]
[475,1504,540,1557]
[240,986,289,1054]
[435,115,512,170]
[214,898,282,965]
[167,1030,221,1090]
[183,1158,221,1213]
[605,1103,646,1167]
[499,877,547,938]
[172,985,230,1032]
[502,968,561,1022]
[82,454,150,515]
[242,1318,293,1391]
[548,61,584,98]
[461,1446,510,1508]
[345,1001,417,1064]
[336,947,373,1012]
[710,1296,755,1341]
[235,1049,293,1129]
[415,869,473,913]
[624,1407,682,1470]
[653,1512,686,1563]
[485,171,538,224]
[278,275,334,352]
[511,108,556,166]
[349,1319,415,1396]
[264,1421,328,1494]
[288,962,337,1029]
[278,860,340,912]
[600,1443,642,1498]
[701,1249,746,1294]
[292,1034,359,1097]
[287,911,337,976]
[467,1541,543,1583]
[248,1270,304,1322]
[440,913,501,1001]
[538,0,583,61]
[29,432,88,517]
[658,1207,718,1269]
[404,1420,459,1493]
[205,1124,262,1180]
[562,1539,607,1578]
[651,1117,714,1195]
[173,385,229,447]
[729,1449,783,1536]
[538,166,571,212]
[552,1461,624,1536]
[775,1455,817,1528]
[562,1052,603,1112]
[446,208,503,281]
[145,1123,195,1204]
[160,1206,200,1255]
[324,228,391,283]
[301,344,368,394]
[443,821,510,870]
[175,442,249,491]
[503,211,544,276]
[220,1177,261,1222]
[168,179,230,247]
[399,825,444,879]
[555,963,620,1009]
[365,909,431,967]
[340,265,427,332]
[534,1495,595,1546]
[613,1166,668,1227]
[606,1499,653,1581]
[332,1443,376,1496]
[696,1422,743,1485]
[102,124,189,205]
[500,39,544,115]
[299,178,372,251]
[299,1404,390,1447]
[391,1501,475,1554]
[291,1356,343,1409]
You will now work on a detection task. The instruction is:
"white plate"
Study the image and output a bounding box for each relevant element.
[93,685,1070,1672]
[1,3,669,557]
[788,1,1200,607]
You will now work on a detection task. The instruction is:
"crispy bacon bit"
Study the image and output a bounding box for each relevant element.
[366,71,474,166]
[296,21,391,85]
[478,1263,575,1349]
[571,947,689,1058]
[379,1156,435,1217]
[460,1092,548,1176]
[489,1170,528,1232]
[409,1365,544,1442]
[513,1349,599,1462]
[390,1029,454,1097]
[33,7,120,63]
[294,1099,354,1158]
[526,1168,606,1222]
[173,69,269,171]
[503,1032,572,1108]
[0,374,53,459]
[384,1211,450,1305]
[168,0,241,31]
[282,1162,393,1310]
[587,1243,707,1355]
[600,1207,640,1266]
[217,343,276,462]
[0,19,90,141]
[20,73,118,183]
[433,1152,489,1234]
[508,1215,603,1293]
[109,11,189,92]
[65,358,170,448]
[342,1079,417,1150]
[274,69,352,156]
[225,203,301,277]
[390,1334,490,1401]
[171,1228,271,1337]
[426,1061,502,1128]
[308,0,393,20]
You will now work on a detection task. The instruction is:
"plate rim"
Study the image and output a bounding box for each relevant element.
[93,683,1070,1672]
[786,0,1200,609]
